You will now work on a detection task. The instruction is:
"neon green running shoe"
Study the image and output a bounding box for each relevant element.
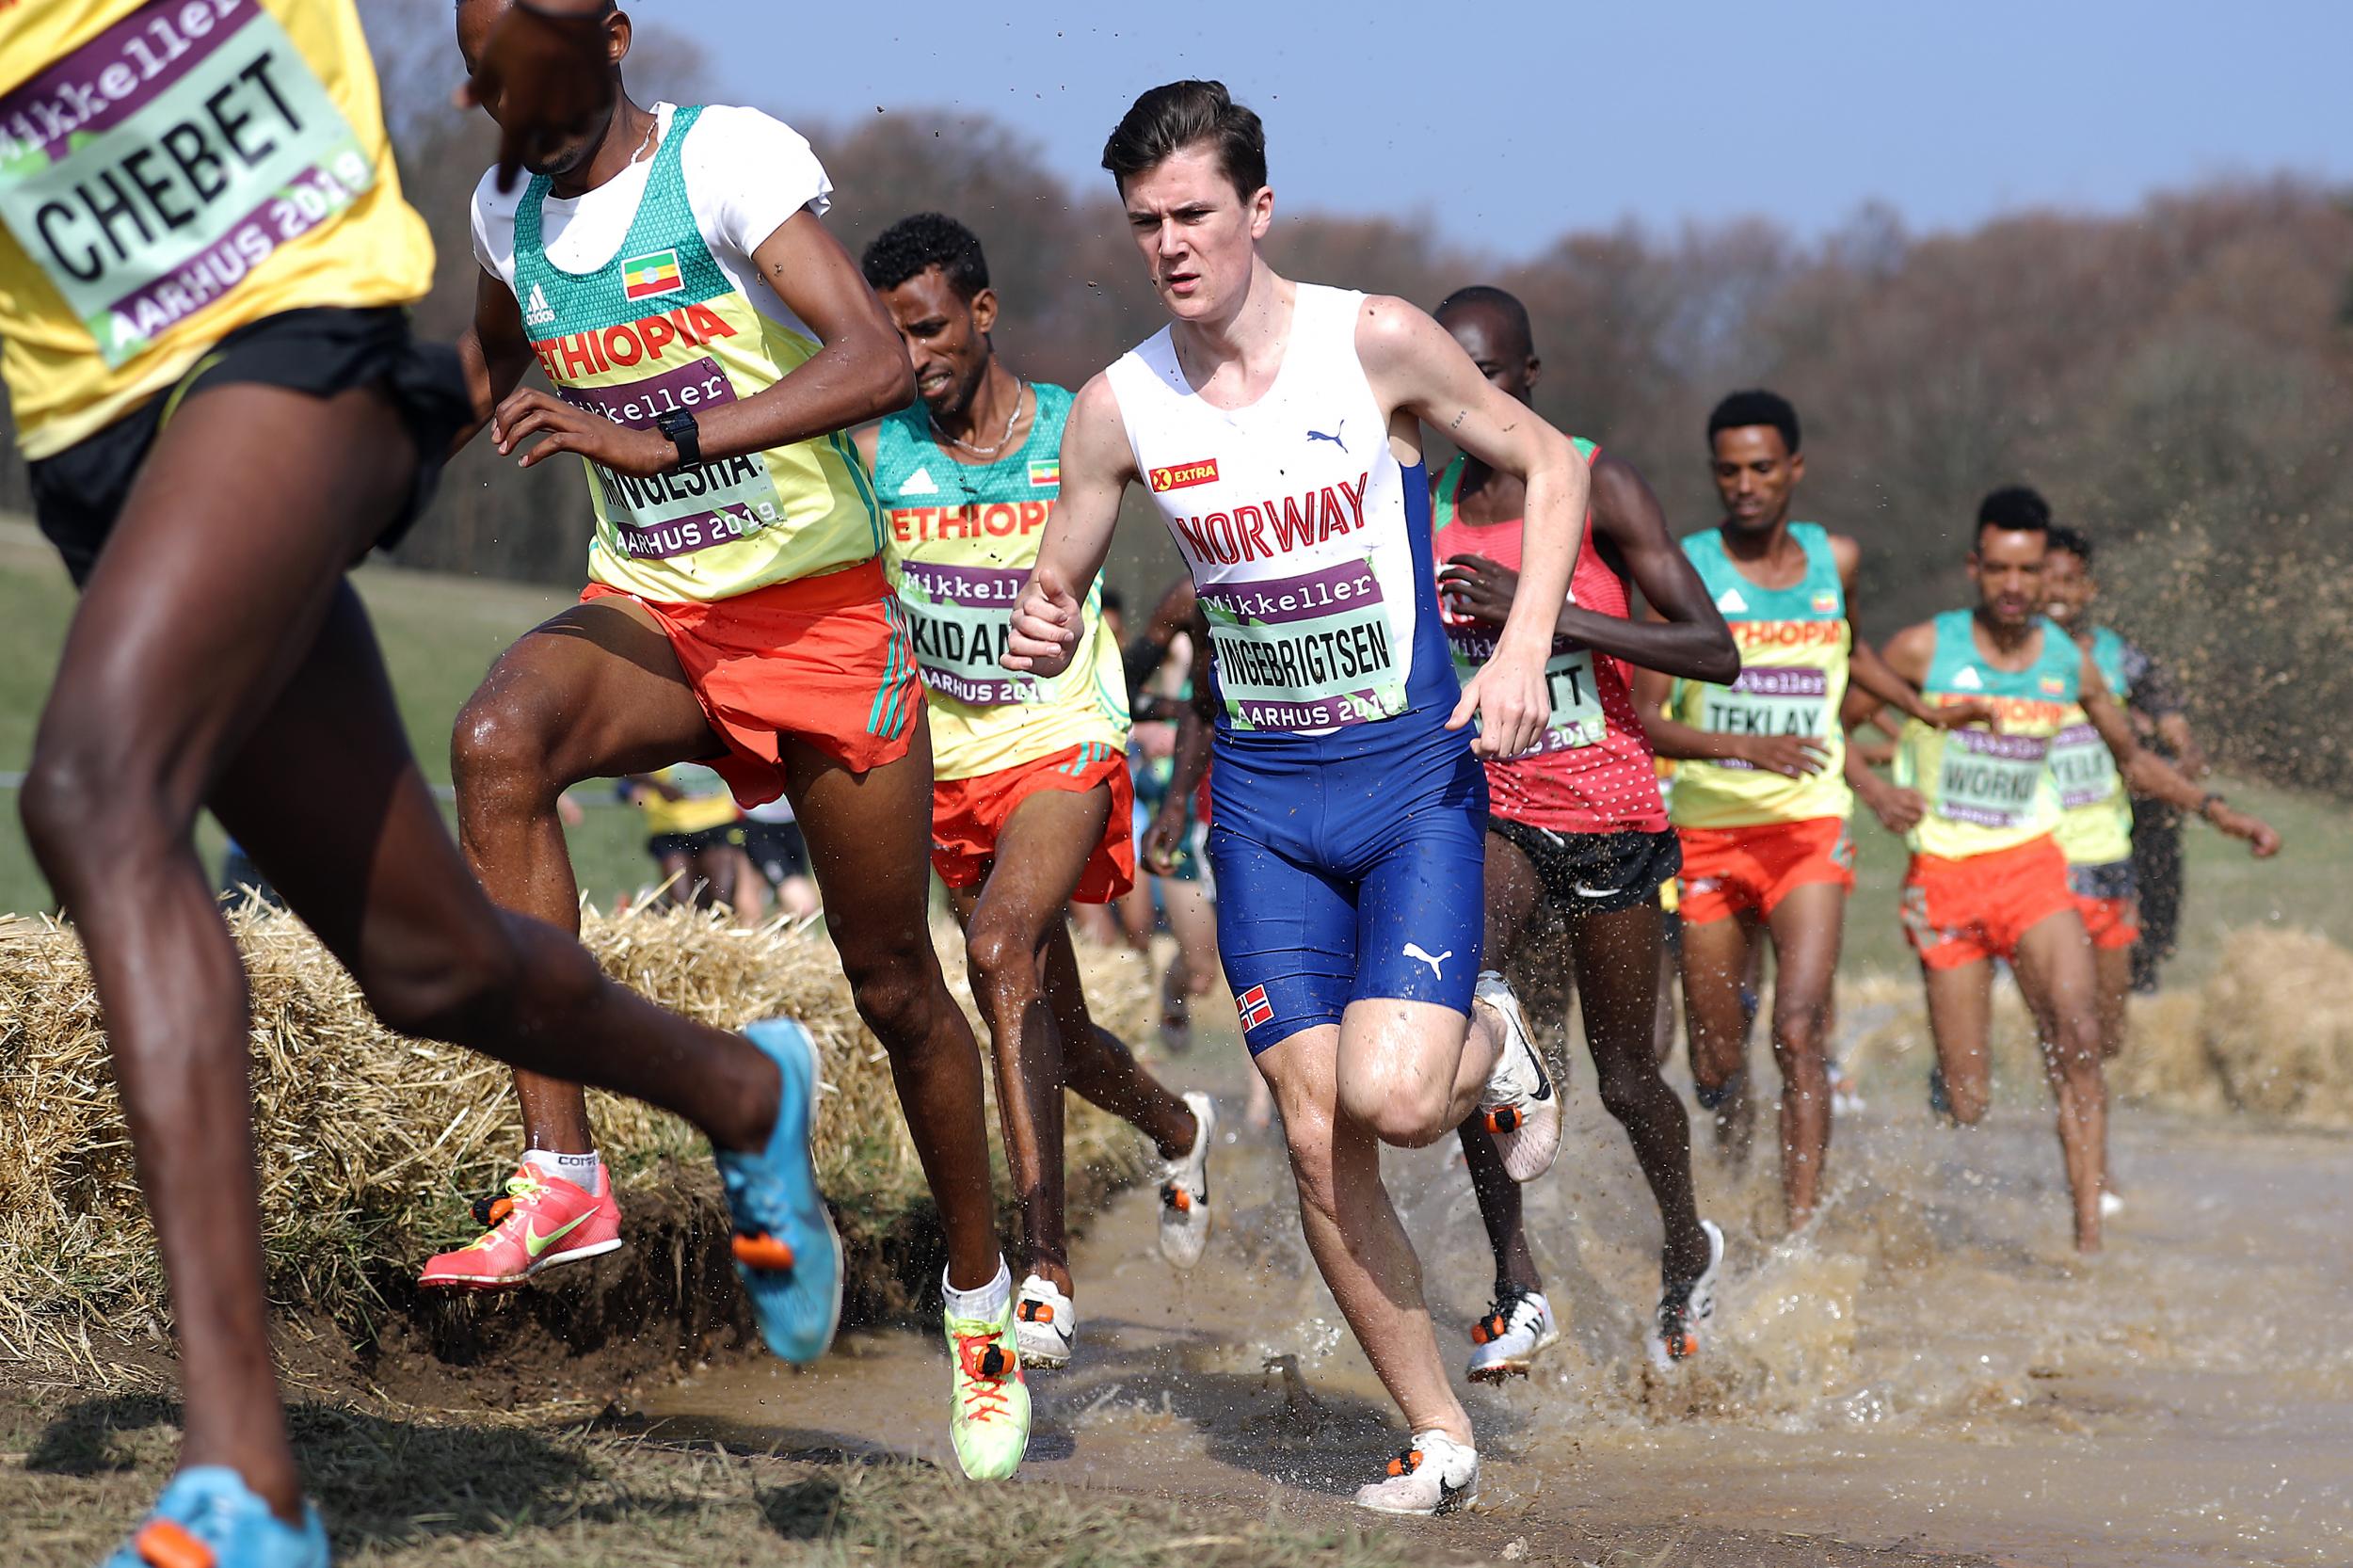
[945,1293,1030,1480]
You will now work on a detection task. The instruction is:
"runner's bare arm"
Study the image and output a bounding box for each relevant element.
[1846,730,1924,833]
[2079,660,2278,856]
[1832,535,1997,731]
[1630,660,1828,777]
[1440,456,1737,681]
[452,266,536,456]
[1359,296,1586,758]
[1006,374,1136,677]
[1144,609,1218,873]
[852,424,880,472]
[492,210,913,475]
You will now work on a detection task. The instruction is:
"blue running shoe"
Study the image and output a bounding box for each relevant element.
[102,1466,328,1568]
[716,1018,843,1365]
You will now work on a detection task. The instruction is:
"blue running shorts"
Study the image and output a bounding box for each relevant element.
[1208,712,1488,1055]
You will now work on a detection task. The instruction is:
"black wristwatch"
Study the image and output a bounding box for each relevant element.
[654,407,700,470]
[2198,791,2227,823]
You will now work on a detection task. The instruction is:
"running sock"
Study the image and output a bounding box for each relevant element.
[943,1256,1013,1321]
[521,1147,602,1194]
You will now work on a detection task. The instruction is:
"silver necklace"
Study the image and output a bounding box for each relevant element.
[931,381,1025,456]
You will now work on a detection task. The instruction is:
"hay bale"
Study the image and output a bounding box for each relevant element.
[0,904,1157,1367]
[2105,991,2222,1112]
[2199,928,2353,1125]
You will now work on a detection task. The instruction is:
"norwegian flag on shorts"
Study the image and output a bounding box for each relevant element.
[1236,984,1273,1031]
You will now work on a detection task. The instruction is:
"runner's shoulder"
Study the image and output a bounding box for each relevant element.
[1351,293,1446,369]
[1824,529,1863,582]
[1881,617,1940,674]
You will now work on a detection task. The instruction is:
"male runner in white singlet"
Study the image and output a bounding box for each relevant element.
[1007,80,1589,1516]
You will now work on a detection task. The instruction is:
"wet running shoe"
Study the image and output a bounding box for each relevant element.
[103,1466,327,1568]
[1474,971,1560,1181]
[1829,1056,1865,1115]
[418,1163,621,1289]
[1353,1430,1480,1515]
[1014,1273,1075,1370]
[1158,1090,1217,1270]
[1647,1219,1726,1369]
[1465,1287,1560,1383]
[715,1018,842,1366]
[946,1292,1031,1480]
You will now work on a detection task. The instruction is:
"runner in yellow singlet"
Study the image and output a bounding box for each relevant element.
[1849,488,2276,1254]
[4,5,844,1560]
[1632,390,1992,1228]
[856,212,1214,1372]
[434,1,1028,1481]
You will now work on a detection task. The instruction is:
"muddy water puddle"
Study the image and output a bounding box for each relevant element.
[641,1062,2353,1566]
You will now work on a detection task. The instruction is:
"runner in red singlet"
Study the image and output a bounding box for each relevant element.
[1428,287,1742,1373]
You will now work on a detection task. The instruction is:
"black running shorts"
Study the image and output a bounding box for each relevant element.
[1488,818,1681,918]
[29,307,472,586]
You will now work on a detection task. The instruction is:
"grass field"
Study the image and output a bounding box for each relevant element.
[4,519,2345,973]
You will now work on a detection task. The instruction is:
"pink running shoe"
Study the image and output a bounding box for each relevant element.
[420,1165,622,1289]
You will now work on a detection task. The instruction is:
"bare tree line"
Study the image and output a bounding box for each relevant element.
[6,5,2346,792]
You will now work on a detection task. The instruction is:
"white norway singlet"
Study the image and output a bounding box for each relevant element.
[1104,284,1459,738]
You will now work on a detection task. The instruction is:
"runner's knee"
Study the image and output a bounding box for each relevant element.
[451,688,564,815]
[963,914,1047,1003]
[839,937,942,1050]
[1337,1061,1452,1147]
[19,731,180,879]
[360,918,533,1042]
[1593,1053,1665,1123]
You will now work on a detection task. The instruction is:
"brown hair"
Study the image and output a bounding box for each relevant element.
[1101,80,1267,201]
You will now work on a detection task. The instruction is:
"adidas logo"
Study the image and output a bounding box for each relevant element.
[1951,666,1984,690]
[521,282,555,329]
[901,467,939,496]
[1715,587,1749,614]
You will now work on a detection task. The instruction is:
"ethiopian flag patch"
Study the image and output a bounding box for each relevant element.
[1028,458,1060,488]
[621,248,685,302]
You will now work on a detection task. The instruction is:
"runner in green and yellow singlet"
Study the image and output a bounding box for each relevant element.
[857,214,1212,1374]
[438,0,1028,1481]
[1851,488,2276,1255]
[1631,390,1991,1228]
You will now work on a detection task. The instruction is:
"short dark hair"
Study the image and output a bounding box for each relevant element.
[1102,80,1267,202]
[1434,285,1533,360]
[1977,485,2052,537]
[1707,390,1801,456]
[2045,523,2092,563]
[861,213,989,299]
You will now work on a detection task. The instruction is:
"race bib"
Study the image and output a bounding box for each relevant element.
[0,0,376,367]
[1934,728,2050,828]
[1696,665,1828,769]
[1449,629,1604,752]
[2048,722,2119,809]
[1202,557,1405,732]
[894,559,1032,706]
[567,352,790,560]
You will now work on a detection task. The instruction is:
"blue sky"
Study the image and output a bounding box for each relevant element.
[641,0,2349,254]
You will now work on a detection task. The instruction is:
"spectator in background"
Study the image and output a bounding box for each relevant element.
[623,763,743,911]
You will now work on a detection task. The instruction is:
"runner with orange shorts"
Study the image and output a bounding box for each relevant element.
[1849,488,2276,1254]
[1633,391,1988,1227]
[428,6,1027,1480]
[858,214,1211,1374]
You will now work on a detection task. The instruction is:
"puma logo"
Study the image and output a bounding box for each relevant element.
[1306,421,1347,453]
[1403,942,1453,980]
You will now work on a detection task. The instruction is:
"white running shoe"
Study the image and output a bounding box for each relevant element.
[1353,1430,1480,1516]
[1465,1288,1560,1383]
[1474,971,1560,1181]
[1647,1218,1726,1369]
[1014,1273,1075,1370]
[1158,1090,1217,1270]
[1830,1055,1865,1115]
